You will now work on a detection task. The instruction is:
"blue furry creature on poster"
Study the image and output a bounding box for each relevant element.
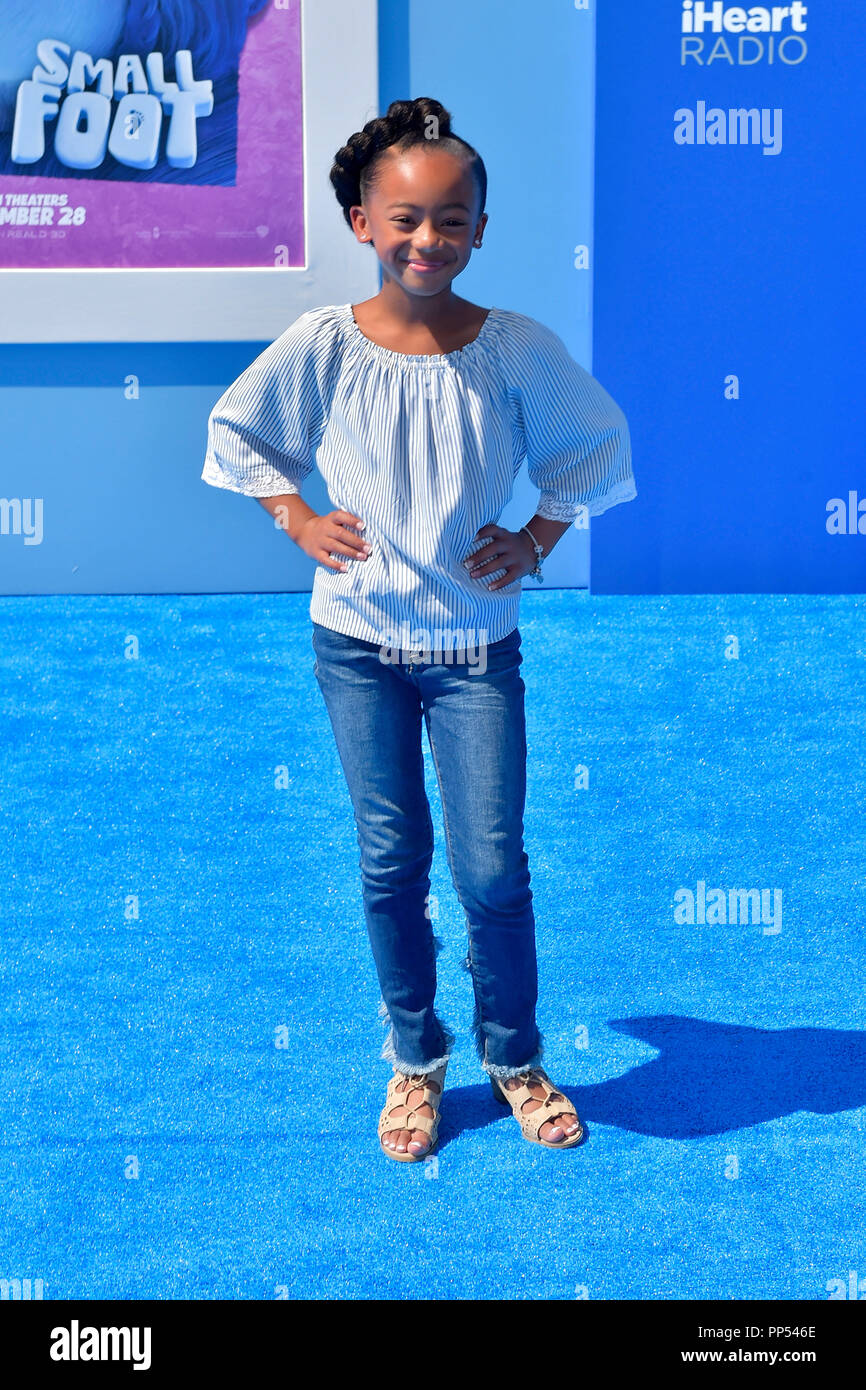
[0,0,271,183]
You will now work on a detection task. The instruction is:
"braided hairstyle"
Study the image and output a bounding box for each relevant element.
[330,97,487,233]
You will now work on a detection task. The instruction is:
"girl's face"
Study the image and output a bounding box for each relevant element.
[350,145,487,299]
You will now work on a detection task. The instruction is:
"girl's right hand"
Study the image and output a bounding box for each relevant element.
[298,510,372,572]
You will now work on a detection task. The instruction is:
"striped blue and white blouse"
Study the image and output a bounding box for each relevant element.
[202,302,636,649]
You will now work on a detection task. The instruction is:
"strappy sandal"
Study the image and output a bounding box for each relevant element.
[378,1063,448,1163]
[489,1066,584,1148]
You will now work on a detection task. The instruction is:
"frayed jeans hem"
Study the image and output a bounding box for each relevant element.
[463,959,546,1079]
[480,1032,546,1080]
[378,1001,455,1076]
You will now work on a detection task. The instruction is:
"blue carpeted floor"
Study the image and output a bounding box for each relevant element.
[1,590,863,1300]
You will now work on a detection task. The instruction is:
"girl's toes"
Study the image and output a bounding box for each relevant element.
[408,1130,429,1155]
[395,1128,411,1152]
[540,1119,565,1143]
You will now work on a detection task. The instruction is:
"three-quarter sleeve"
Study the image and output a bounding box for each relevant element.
[505,315,636,521]
[201,309,332,498]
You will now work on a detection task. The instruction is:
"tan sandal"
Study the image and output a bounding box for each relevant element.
[489,1067,584,1148]
[378,1063,448,1162]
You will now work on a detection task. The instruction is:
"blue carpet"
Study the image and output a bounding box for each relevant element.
[0,591,863,1300]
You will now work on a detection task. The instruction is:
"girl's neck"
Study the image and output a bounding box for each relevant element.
[350,292,490,357]
[370,284,474,333]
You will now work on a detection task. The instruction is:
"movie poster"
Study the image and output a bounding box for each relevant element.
[0,0,304,269]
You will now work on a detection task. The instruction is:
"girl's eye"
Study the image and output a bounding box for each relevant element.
[393,218,465,227]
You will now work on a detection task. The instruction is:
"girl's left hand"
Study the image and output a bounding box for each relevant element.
[463,524,537,592]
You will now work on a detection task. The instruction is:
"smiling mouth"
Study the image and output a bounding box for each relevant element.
[405,260,447,271]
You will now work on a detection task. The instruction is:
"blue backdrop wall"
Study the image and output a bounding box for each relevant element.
[0,0,600,596]
[591,0,865,594]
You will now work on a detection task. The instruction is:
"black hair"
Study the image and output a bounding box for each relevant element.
[329,97,487,233]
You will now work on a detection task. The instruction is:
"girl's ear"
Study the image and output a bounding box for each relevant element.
[349,206,373,245]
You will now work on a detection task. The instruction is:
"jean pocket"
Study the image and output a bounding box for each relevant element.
[489,626,521,653]
[481,627,522,675]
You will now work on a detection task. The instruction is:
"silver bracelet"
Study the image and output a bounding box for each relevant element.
[521,524,545,583]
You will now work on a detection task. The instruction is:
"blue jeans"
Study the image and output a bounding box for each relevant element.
[311,621,545,1080]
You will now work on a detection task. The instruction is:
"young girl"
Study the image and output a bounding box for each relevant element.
[202,97,636,1163]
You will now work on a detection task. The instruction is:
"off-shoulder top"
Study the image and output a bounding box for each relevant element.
[202,302,636,648]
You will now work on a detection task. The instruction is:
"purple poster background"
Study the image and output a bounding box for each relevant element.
[0,2,304,269]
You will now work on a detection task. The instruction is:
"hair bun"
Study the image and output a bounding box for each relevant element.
[330,96,485,231]
[381,97,453,139]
